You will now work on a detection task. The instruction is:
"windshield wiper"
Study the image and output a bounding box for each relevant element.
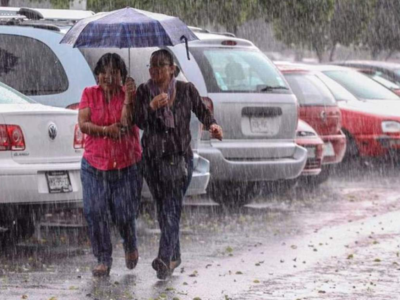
[260,85,289,92]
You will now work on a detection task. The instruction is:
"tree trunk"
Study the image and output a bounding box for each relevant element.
[371,47,380,60]
[329,43,337,62]
[315,46,325,63]
[385,49,394,61]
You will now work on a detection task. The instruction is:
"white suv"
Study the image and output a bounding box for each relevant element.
[82,29,307,207]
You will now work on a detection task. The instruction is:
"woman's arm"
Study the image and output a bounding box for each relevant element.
[188,82,223,140]
[78,108,122,139]
[121,77,136,127]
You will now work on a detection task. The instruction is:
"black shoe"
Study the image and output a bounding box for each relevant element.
[152,258,171,280]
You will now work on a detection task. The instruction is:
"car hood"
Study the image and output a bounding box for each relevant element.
[339,100,400,118]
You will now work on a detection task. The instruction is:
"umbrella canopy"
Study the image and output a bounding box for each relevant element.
[60,7,198,59]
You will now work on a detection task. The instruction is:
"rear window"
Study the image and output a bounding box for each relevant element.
[284,73,336,106]
[0,34,68,96]
[323,70,399,100]
[0,82,35,104]
[190,47,288,93]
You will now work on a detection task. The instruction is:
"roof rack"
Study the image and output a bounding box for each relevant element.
[0,7,94,21]
[188,25,236,37]
[0,18,61,31]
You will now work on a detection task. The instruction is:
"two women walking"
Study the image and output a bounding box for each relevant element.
[79,50,222,279]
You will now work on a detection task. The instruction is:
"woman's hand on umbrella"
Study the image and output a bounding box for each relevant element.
[209,124,223,141]
[150,93,168,111]
[125,77,136,102]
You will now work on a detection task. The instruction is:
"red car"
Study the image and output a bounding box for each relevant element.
[301,64,400,159]
[296,119,324,177]
[277,64,346,183]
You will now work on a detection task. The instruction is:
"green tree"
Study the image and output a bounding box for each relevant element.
[363,0,400,59]
[271,0,335,62]
[328,0,374,61]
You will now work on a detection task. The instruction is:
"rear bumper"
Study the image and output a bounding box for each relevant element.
[321,131,347,164]
[198,142,307,182]
[0,160,82,205]
[1,155,211,204]
[142,155,210,198]
[356,134,400,157]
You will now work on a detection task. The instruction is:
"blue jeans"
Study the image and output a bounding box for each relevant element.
[81,158,142,267]
[144,156,193,265]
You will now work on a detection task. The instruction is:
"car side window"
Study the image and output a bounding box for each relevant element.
[0,34,68,96]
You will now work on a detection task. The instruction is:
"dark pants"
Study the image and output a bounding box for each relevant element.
[81,158,142,267]
[144,156,193,265]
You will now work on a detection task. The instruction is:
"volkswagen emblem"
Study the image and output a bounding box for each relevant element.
[48,123,57,140]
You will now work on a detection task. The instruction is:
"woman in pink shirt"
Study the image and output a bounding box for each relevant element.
[78,53,142,277]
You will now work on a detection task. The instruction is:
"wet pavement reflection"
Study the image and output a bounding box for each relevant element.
[1,160,400,299]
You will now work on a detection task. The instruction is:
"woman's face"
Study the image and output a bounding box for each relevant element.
[98,64,122,92]
[149,55,174,85]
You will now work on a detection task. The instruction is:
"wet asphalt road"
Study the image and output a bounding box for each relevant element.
[1,161,400,300]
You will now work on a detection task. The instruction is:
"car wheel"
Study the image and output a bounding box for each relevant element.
[0,208,35,248]
[208,181,259,208]
[343,130,359,160]
[302,165,331,186]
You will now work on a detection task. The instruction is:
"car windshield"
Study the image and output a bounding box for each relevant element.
[284,73,336,106]
[323,70,400,100]
[371,74,400,89]
[190,47,289,93]
[0,82,35,104]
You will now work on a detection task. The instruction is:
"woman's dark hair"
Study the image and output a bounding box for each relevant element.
[94,53,128,84]
[150,49,174,66]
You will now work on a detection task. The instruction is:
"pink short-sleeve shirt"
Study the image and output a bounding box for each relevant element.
[79,85,142,171]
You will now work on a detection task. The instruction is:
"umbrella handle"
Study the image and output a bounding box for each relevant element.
[180,36,190,60]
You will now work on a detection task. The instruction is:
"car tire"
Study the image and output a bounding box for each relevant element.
[0,207,35,248]
[208,181,259,208]
[302,165,331,186]
[343,130,359,160]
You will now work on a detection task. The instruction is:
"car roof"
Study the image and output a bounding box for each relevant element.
[336,60,400,70]
[0,7,94,21]
[190,30,255,48]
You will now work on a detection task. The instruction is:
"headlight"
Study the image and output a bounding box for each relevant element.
[297,131,317,137]
[381,121,400,133]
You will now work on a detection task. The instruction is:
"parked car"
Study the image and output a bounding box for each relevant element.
[0,81,82,245]
[0,8,210,200]
[276,64,346,183]
[336,61,400,96]
[81,28,308,206]
[296,120,324,177]
[302,64,400,161]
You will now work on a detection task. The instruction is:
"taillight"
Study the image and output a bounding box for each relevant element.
[221,40,237,46]
[66,103,80,110]
[74,124,85,149]
[0,125,25,151]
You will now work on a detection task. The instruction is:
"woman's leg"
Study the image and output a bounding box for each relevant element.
[171,157,194,262]
[110,163,142,256]
[81,159,113,268]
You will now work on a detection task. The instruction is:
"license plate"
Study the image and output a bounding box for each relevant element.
[305,147,316,158]
[323,142,335,157]
[250,116,280,135]
[45,171,72,193]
